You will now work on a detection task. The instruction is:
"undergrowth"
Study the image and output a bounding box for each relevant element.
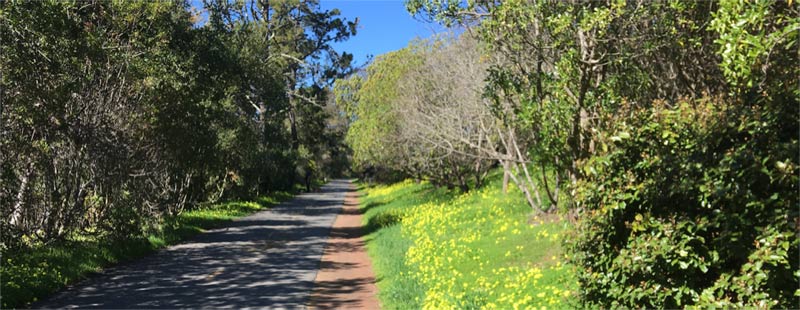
[361,172,577,309]
[0,191,294,308]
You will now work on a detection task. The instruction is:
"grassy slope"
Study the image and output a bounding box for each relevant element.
[1,192,294,308]
[361,172,577,309]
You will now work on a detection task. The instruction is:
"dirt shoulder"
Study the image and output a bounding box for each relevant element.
[308,185,380,309]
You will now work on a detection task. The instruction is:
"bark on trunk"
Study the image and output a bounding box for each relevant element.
[10,164,33,227]
[289,101,299,150]
[502,160,510,194]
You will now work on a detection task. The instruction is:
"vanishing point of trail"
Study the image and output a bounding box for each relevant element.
[33,179,377,309]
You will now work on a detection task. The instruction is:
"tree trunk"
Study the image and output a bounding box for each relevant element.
[458,172,469,193]
[520,184,541,215]
[286,70,300,151]
[10,163,33,227]
[540,160,559,210]
[305,171,311,192]
[288,99,299,151]
[474,159,482,188]
[502,160,510,194]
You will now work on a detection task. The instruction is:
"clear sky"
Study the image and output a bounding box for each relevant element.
[319,0,448,67]
[189,0,447,67]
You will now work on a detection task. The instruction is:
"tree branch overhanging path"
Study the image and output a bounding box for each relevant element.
[32,180,379,310]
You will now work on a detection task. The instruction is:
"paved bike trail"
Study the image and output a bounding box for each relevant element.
[33,179,352,309]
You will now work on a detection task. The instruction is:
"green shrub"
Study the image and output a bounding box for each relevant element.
[568,97,798,308]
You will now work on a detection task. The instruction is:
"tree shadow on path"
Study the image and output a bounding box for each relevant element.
[31,180,352,309]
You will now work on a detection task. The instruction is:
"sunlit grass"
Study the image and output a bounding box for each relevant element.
[359,180,456,308]
[0,191,294,309]
[361,171,577,309]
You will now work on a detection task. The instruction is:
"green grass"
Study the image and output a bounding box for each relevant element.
[0,191,294,309]
[359,180,456,308]
[360,171,577,309]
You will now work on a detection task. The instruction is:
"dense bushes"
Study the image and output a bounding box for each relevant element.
[0,0,355,250]
[1,1,203,247]
[1,1,356,306]
[398,0,798,307]
[337,36,497,193]
[564,1,799,307]
[569,97,798,308]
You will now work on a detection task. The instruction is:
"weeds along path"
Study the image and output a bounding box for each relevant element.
[308,186,380,309]
[32,180,351,309]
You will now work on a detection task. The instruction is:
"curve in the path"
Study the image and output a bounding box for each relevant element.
[32,179,351,310]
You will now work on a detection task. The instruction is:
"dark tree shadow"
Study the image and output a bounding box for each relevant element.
[30,180,353,309]
[307,277,376,309]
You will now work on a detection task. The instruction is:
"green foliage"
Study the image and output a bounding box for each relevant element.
[337,36,494,192]
[568,98,799,308]
[407,0,731,210]
[339,47,423,171]
[1,0,357,249]
[565,3,798,308]
[406,0,798,306]
[711,0,799,91]
[0,0,357,305]
[405,0,482,26]
[2,238,156,309]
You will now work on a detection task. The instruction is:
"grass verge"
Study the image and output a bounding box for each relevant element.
[361,172,577,309]
[1,191,294,309]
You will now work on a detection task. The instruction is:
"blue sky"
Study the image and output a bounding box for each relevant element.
[319,0,447,67]
[190,0,447,67]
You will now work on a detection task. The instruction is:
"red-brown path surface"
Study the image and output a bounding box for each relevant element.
[308,185,380,309]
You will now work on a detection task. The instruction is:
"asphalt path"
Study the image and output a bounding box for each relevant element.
[33,179,351,309]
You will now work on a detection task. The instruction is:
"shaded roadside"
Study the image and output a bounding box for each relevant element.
[31,180,350,309]
[308,185,380,309]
